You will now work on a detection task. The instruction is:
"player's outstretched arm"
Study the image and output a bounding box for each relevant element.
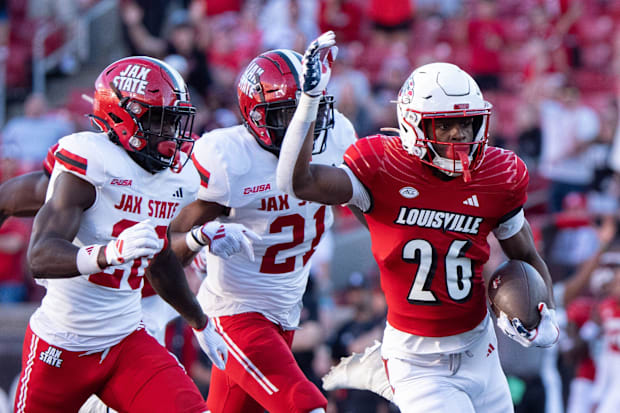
[0,171,49,227]
[276,31,352,205]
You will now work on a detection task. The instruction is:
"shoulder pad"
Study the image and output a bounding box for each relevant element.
[475,146,529,211]
[343,135,386,185]
[53,132,110,187]
[43,143,60,176]
[330,111,358,151]
[192,126,253,205]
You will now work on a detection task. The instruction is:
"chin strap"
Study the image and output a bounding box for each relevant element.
[456,150,471,182]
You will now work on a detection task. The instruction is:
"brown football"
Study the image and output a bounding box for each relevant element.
[487,259,549,330]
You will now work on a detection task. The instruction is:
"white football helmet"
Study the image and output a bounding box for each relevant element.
[396,62,492,180]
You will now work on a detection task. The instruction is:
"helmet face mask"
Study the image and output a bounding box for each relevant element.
[237,49,334,156]
[397,62,491,180]
[91,56,196,173]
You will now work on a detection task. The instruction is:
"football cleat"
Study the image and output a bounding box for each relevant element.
[321,340,394,401]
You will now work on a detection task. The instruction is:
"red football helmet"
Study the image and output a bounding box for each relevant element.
[237,49,334,155]
[90,56,196,173]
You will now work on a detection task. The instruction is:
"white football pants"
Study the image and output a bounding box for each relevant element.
[385,320,513,413]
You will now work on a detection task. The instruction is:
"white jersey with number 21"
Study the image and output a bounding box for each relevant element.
[193,111,356,329]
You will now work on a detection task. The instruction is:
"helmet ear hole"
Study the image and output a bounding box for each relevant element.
[249,109,262,123]
[109,112,123,124]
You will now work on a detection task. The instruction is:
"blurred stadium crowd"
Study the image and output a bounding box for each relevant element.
[1,0,620,412]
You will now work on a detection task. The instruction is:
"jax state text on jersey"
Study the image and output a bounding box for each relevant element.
[113,193,180,219]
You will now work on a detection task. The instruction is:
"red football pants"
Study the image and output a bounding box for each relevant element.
[207,312,327,413]
[14,325,207,413]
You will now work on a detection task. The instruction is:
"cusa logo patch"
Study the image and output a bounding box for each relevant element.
[399,187,419,199]
[244,183,271,195]
[111,179,132,186]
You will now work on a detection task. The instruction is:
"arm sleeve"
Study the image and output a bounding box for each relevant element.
[492,208,524,240]
[338,165,371,212]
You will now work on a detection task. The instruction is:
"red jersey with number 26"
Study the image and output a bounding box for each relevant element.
[344,135,528,337]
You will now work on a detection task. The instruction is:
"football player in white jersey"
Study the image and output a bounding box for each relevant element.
[12,56,230,413]
[169,45,358,413]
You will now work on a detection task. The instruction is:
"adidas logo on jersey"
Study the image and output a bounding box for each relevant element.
[486,343,495,357]
[172,188,184,198]
[40,345,63,367]
[463,195,479,207]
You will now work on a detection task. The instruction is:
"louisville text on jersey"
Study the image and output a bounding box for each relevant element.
[113,64,151,95]
[114,193,180,219]
[394,206,483,235]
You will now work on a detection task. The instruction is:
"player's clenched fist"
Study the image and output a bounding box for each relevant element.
[105,219,163,265]
[301,31,338,97]
[189,221,261,261]
[497,303,559,348]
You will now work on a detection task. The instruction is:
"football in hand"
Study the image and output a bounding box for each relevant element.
[487,259,549,330]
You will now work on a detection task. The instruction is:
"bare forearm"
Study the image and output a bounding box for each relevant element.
[524,252,555,308]
[148,250,206,330]
[170,230,199,267]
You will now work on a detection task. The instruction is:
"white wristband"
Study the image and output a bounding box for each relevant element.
[76,245,103,275]
[186,228,207,252]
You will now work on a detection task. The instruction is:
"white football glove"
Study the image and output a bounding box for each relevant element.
[193,319,228,370]
[193,222,261,261]
[497,302,559,348]
[301,31,338,97]
[104,219,163,265]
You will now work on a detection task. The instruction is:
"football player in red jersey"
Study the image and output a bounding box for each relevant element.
[11,56,230,413]
[276,32,560,412]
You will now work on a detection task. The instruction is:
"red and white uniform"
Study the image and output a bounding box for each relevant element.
[15,132,205,413]
[592,298,620,413]
[192,112,356,413]
[41,140,177,344]
[565,297,596,413]
[343,135,527,413]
